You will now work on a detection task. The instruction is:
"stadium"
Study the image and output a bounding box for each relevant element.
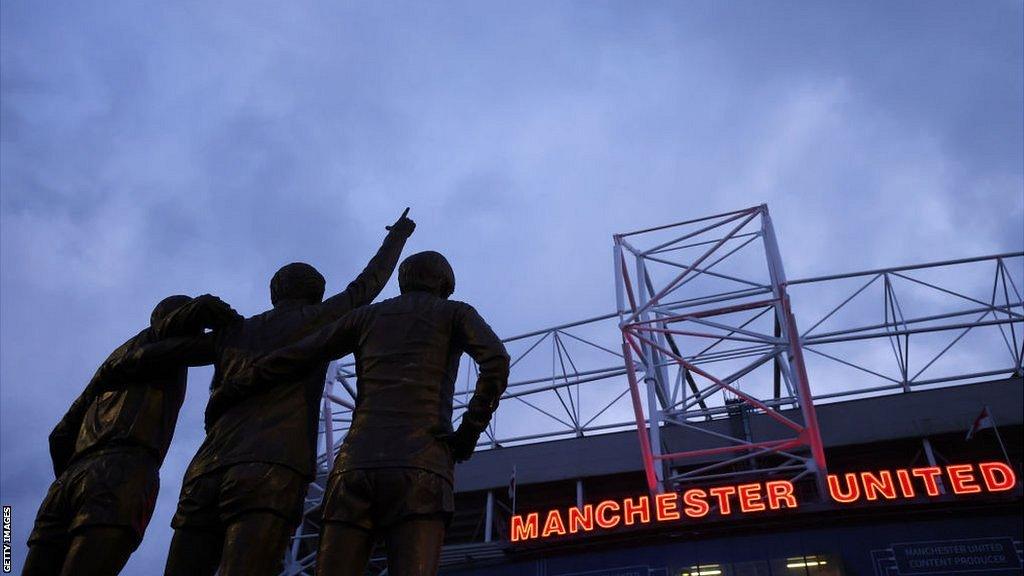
[283,206,1022,576]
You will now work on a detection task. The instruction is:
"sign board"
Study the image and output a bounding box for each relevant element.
[892,538,1021,574]
[511,461,1019,543]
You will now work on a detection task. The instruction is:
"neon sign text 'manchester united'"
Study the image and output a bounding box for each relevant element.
[510,462,1018,543]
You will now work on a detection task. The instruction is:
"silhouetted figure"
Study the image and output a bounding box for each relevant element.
[23,294,241,576]
[251,251,509,576]
[163,210,415,576]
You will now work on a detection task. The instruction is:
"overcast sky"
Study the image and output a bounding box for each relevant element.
[2,1,1022,573]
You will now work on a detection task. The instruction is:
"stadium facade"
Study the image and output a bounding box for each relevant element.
[441,376,1022,576]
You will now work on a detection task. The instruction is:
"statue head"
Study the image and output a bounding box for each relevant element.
[151,294,193,327]
[399,251,455,298]
[270,262,326,307]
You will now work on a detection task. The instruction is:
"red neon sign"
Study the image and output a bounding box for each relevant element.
[510,462,1017,543]
[824,462,1016,502]
[511,479,798,543]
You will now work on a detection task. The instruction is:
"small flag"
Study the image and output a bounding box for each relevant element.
[966,406,994,441]
[508,465,517,504]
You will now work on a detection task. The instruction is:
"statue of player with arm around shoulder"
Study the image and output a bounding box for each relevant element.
[248,250,509,576]
[24,294,241,576]
[163,209,415,576]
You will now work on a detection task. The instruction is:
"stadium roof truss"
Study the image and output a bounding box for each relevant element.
[614,205,1022,496]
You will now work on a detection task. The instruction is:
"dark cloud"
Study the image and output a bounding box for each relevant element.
[2,1,1021,573]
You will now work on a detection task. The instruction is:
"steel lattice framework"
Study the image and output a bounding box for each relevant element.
[614,205,828,495]
[279,205,1023,575]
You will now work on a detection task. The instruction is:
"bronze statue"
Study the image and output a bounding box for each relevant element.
[163,210,415,576]
[248,250,510,576]
[23,294,241,576]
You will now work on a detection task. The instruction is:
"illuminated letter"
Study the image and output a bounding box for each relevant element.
[895,469,916,498]
[655,492,681,522]
[979,462,1017,492]
[766,480,798,509]
[946,464,981,494]
[860,471,897,500]
[683,489,710,518]
[708,486,737,515]
[568,505,594,533]
[827,473,860,504]
[541,509,567,537]
[911,467,943,496]
[737,483,766,513]
[511,513,539,542]
[622,496,650,525]
[595,500,621,529]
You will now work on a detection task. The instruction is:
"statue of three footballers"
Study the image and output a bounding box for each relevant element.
[23,208,511,576]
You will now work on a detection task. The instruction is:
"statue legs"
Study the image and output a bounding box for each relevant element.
[163,527,222,576]
[384,516,445,576]
[166,463,305,576]
[23,526,134,576]
[315,468,452,575]
[220,512,295,576]
[315,523,373,576]
[315,516,444,576]
[62,527,135,576]
[22,541,65,576]
[164,512,293,576]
